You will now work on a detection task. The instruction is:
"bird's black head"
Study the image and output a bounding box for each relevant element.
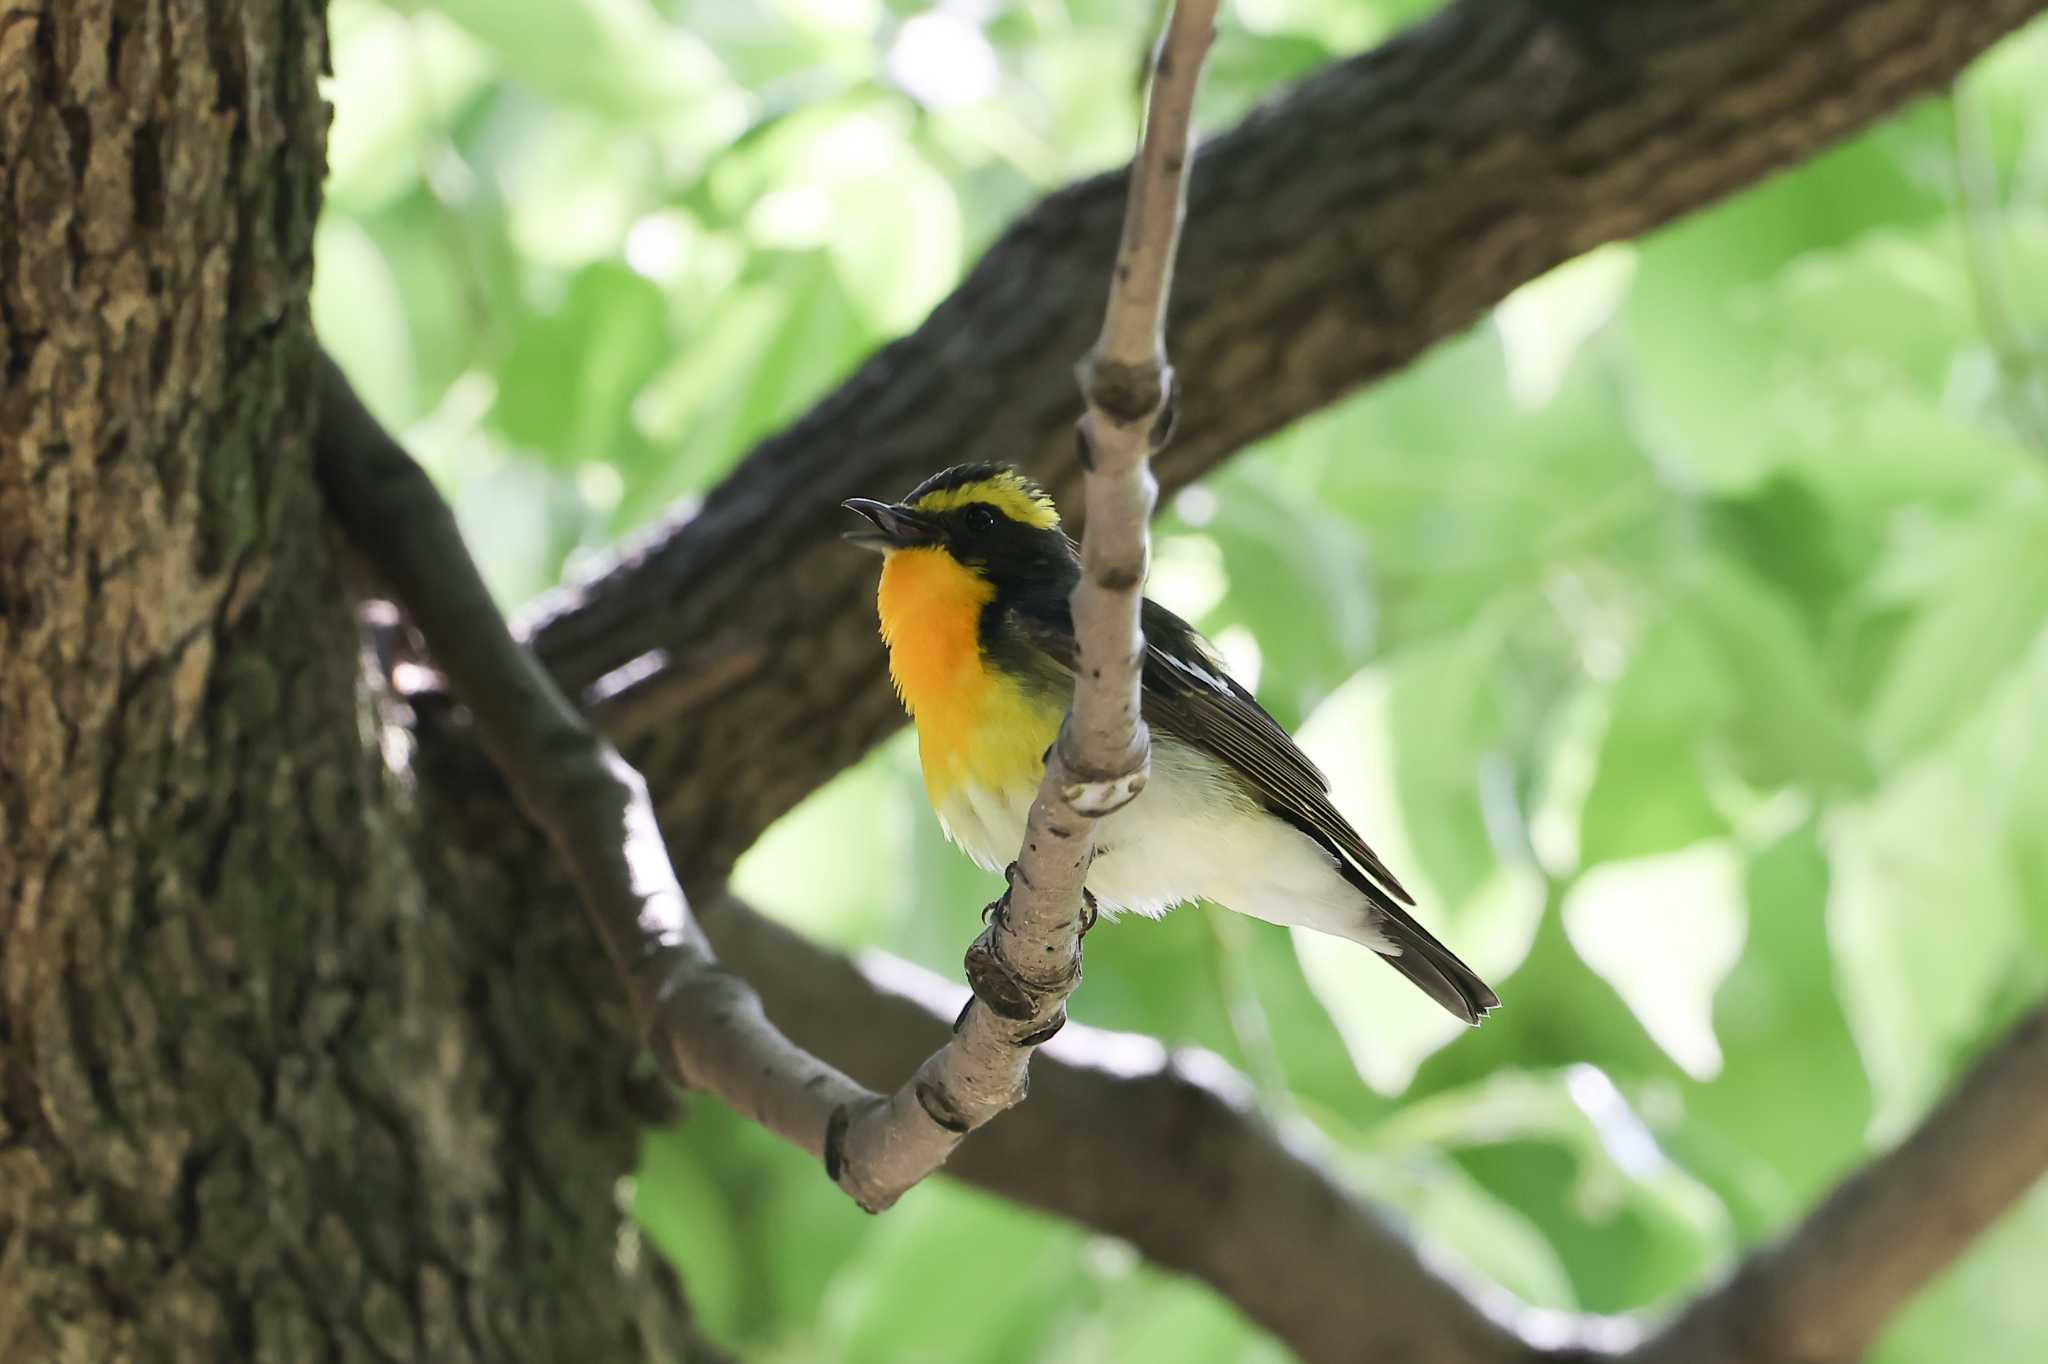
[842,463,1080,600]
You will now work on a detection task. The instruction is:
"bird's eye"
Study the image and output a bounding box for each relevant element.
[963,504,999,532]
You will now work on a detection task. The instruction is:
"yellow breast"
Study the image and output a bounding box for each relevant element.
[877,548,1059,804]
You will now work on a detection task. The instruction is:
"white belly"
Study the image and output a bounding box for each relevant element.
[931,738,1388,949]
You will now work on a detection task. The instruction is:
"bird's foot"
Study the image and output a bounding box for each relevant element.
[1079,890,1100,938]
[981,868,1013,930]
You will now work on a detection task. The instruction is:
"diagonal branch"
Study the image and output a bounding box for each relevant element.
[1625,1000,2048,1364]
[827,0,1218,1214]
[313,352,878,1172]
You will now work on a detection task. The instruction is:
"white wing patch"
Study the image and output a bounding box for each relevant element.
[1154,645,1231,694]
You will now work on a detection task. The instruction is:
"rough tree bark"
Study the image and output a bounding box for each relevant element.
[0,4,710,1359]
[5,0,2046,1361]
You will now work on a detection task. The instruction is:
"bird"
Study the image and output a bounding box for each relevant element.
[843,462,1499,1025]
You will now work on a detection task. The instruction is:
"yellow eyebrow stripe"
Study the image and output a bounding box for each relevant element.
[911,473,1060,530]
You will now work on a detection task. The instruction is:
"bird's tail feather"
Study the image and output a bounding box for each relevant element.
[1371,914,1500,1026]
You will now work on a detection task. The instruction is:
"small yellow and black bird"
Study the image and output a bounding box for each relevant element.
[844,463,1499,1024]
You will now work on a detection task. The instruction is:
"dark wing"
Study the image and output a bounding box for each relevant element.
[1139,600,1418,905]
[1010,595,1499,1024]
[1012,594,1414,899]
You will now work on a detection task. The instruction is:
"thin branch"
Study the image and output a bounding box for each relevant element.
[828,0,1219,1214]
[311,353,879,1173]
[702,893,1558,1364]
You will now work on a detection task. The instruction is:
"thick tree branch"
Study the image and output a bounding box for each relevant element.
[1624,1000,2048,1364]
[828,0,1216,1213]
[712,892,2048,1364]
[507,0,2048,886]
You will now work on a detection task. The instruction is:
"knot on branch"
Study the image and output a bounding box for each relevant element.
[1148,371,1181,452]
[1079,352,1168,425]
[915,1079,974,1134]
[1053,723,1151,817]
[965,923,1080,1020]
[1061,765,1148,817]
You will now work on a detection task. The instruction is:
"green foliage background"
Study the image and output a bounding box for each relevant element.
[318,1,2048,1358]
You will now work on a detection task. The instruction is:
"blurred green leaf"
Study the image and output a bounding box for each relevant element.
[1860,495,2048,768]
[1581,555,1868,864]
[1683,557,1870,794]
[1360,1149,1580,1310]
[312,216,418,424]
[632,250,873,512]
[1046,1273,1288,1364]
[405,0,733,116]
[1297,667,1545,1093]
[636,1125,747,1343]
[1701,474,1860,631]
[1828,664,2048,1139]
[1202,31,1337,123]
[1578,613,1731,864]
[1377,1067,1733,1313]
[1416,899,1681,1097]
[821,1185,1082,1363]
[325,2,495,212]
[732,748,915,949]
[1387,625,1509,909]
[500,111,661,265]
[490,262,672,467]
[1674,821,1871,1234]
[1200,478,1378,728]
[1563,842,1747,1080]
[752,1155,879,1338]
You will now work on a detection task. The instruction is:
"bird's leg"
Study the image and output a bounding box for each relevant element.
[981,861,1021,930]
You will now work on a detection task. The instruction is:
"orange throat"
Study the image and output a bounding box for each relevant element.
[877,547,994,727]
[875,548,1053,800]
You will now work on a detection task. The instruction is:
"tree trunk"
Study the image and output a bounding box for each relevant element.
[0,4,700,1359]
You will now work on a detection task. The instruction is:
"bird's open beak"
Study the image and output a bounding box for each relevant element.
[842,498,940,553]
